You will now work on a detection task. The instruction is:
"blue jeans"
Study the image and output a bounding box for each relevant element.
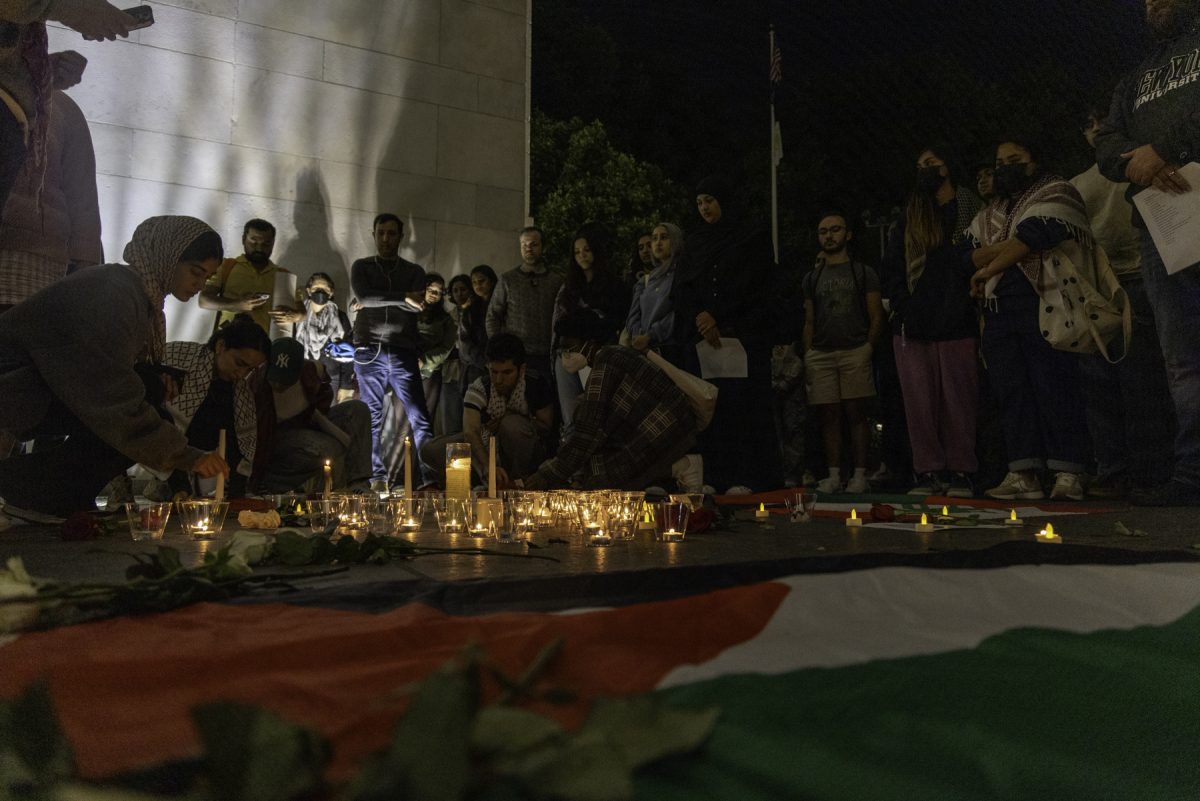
[353,345,433,482]
[982,296,1090,473]
[1139,237,1200,487]
[1079,275,1175,486]
[553,353,584,434]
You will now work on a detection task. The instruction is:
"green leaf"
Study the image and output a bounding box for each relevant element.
[4,682,73,785]
[582,697,719,770]
[471,706,564,757]
[272,531,317,566]
[494,731,632,801]
[347,663,475,801]
[333,535,361,564]
[191,702,328,801]
[155,547,183,575]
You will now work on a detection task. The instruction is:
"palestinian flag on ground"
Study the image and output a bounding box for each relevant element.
[3,559,1200,798]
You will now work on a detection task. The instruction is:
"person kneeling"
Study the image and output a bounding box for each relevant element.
[257,338,372,493]
[421,333,556,488]
[523,310,697,490]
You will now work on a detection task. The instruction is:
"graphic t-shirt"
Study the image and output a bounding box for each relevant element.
[802,260,880,351]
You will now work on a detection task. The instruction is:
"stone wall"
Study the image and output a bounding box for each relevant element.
[47,0,529,341]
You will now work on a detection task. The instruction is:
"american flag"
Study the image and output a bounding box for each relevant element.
[769,40,782,85]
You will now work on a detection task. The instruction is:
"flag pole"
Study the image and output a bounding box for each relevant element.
[769,25,780,265]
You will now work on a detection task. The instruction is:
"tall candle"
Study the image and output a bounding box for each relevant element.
[323,459,332,500]
[488,436,497,497]
[404,436,413,498]
[214,429,226,501]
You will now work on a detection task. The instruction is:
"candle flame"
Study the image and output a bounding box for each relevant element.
[1041,523,1056,537]
[759,503,765,512]
[850,508,858,520]
[324,459,331,467]
[942,506,949,516]
[920,513,928,525]
[1010,508,1018,521]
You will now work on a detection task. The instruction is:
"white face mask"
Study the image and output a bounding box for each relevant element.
[561,351,588,374]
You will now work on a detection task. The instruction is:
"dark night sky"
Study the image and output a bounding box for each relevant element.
[532,0,1152,260]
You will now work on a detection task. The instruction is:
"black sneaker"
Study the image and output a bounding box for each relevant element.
[945,472,974,498]
[1130,480,1200,507]
[907,473,941,496]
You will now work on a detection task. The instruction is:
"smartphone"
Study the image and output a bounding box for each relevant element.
[122,5,155,31]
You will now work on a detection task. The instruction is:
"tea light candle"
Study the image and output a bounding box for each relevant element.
[936,505,953,523]
[322,459,332,500]
[585,523,612,546]
[1005,508,1023,527]
[637,507,657,531]
[755,503,770,521]
[1036,523,1062,544]
[915,513,934,533]
[660,528,684,543]
[845,508,863,529]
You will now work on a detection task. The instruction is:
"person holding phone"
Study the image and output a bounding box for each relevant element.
[199,218,302,333]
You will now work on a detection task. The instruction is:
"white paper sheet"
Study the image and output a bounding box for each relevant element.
[270,272,299,339]
[1132,161,1200,275]
[695,338,748,379]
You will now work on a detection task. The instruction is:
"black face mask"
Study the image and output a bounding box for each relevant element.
[309,290,331,305]
[993,163,1033,197]
[916,165,945,193]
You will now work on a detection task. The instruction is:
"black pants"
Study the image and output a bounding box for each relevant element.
[0,368,167,516]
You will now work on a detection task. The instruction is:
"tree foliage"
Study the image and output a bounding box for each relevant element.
[530,110,691,273]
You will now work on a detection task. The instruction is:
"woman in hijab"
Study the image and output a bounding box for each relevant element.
[0,215,229,521]
[967,136,1092,502]
[162,314,270,497]
[672,175,781,493]
[880,144,983,498]
[625,222,684,364]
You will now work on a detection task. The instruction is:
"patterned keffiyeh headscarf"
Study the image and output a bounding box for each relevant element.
[122,215,218,362]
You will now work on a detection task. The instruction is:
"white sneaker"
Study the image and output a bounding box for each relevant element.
[724,485,753,496]
[845,474,869,494]
[1050,471,1084,501]
[815,475,842,494]
[985,472,1045,501]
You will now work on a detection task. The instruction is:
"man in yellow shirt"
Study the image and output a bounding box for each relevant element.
[199,218,300,331]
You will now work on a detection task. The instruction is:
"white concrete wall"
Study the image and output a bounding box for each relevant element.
[47,0,528,342]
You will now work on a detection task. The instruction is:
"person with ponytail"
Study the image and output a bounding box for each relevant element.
[0,215,229,520]
[880,145,983,497]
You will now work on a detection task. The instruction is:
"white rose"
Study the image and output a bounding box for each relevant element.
[0,557,40,633]
[227,530,272,565]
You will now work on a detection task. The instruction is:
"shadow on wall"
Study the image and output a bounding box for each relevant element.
[273,166,348,305]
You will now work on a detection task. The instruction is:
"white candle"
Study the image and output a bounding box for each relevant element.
[404,436,413,498]
[755,503,770,521]
[915,513,934,533]
[1036,523,1062,544]
[1005,508,1023,527]
[323,459,332,500]
[488,436,497,498]
[214,429,226,502]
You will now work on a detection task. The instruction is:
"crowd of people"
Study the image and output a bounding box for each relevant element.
[0,0,1197,521]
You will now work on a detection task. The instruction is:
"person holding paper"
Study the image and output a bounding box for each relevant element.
[199,219,301,333]
[1095,0,1200,505]
[671,174,781,493]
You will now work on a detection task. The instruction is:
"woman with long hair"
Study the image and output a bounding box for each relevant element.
[0,215,229,521]
[162,314,270,496]
[880,144,983,497]
[967,136,1092,501]
[551,221,630,432]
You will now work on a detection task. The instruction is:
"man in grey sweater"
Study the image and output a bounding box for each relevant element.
[485,226,563,379]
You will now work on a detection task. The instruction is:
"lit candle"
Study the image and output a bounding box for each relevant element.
[488,436,497,498]
[755,503,770,521]
[637,506,656,531]
[214,429,226,502]
[446,457,471,503]
[936,505,954,523]
[1005,508,1023,527]
[660,528,684,542]
[322,459,332,500]
[1036,523,1062,544]
[585,523,612,546]
[915,513,934,533]
[845,508,862,528]
[404,436,412,499]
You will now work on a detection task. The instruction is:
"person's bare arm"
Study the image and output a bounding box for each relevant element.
[970,238,1031,297]
[463,407,488,466]
[198,286,268,312]
[48,0,135,40]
